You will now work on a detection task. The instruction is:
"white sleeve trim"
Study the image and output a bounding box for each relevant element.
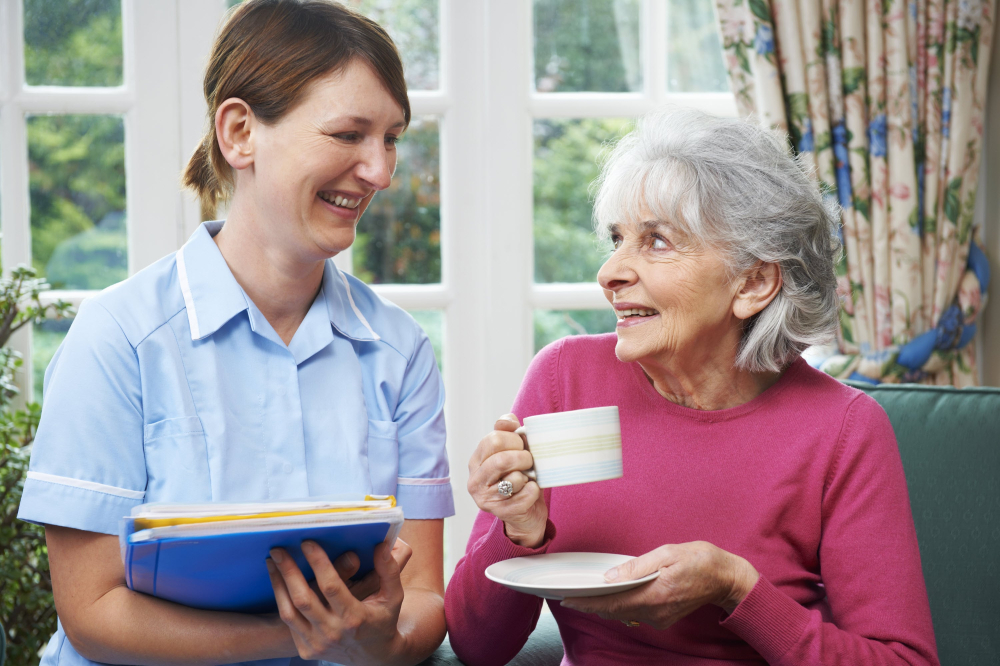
[27,471,146,500]
[397,476,451,486]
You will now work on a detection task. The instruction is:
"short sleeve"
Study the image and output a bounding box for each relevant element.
[17,300,146,535]
[393,331,454,519]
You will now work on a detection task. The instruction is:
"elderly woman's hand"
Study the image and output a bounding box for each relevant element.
[560,541,759,630]
[467,414,548,548]
[266,538,414,664]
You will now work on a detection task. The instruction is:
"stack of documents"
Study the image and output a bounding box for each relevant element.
[119,496,403,613]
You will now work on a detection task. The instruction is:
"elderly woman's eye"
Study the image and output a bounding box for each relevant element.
[651,236,670,250]
[611,236,623,250]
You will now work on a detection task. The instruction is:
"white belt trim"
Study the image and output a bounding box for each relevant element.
[339,273,381,341]
[27,471,146,500]
[176,246,201,339]
[396,476,451,486]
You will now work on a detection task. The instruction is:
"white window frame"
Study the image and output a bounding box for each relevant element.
[1,0,735,576]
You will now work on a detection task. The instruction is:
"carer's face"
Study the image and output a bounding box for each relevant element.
[250,59,406,261]
[597,212,741,366]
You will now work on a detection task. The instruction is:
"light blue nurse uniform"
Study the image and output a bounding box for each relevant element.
[18,221,454,666]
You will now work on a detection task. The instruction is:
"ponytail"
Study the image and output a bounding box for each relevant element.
[182,135,226,220]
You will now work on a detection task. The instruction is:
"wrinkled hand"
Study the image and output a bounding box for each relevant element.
[560,541,759,630]
[467,414,548,548]
[267,538,413,665]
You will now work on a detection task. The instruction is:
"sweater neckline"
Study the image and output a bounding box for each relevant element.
[626,355,805,423]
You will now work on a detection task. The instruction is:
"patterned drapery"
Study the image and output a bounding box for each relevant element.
[715,0,994,385]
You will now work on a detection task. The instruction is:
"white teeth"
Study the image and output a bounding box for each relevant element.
[320,193,361,209]
[616,308,658,319]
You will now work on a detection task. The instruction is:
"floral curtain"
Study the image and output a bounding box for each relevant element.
[716,0,994,385]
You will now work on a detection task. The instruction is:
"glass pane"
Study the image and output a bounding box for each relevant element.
[28,115,127,290]
[347,0,440,91]
[33,318,72,403]
[534,309,617,352]
[667,0,729,92]
[354,117,440,284]
[408,310,443,372]
[23,0,123,87]
[534,0,641,93]
[534,118,630,283]
[226,0,439,90]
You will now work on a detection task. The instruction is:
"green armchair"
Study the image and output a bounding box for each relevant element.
[425,382,1000,665]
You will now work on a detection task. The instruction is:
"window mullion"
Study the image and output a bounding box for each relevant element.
[647,0,668,105]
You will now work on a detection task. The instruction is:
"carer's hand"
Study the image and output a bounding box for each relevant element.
[560,541,759,630]
[467,414,548,548]
[266,538,414,664]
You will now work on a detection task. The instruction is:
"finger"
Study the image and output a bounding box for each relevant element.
[494,471,531,499]
[300,541,361,618]
[333,550,361,582]
[266,556,312,633]
[477,449,534,487]
[370,541,404,609]
[347,569,381,601]
[560,584,648,617]
[606,547,673,582]
[480,429,528,461]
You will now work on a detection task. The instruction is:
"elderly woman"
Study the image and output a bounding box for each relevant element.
[445,109,938,666]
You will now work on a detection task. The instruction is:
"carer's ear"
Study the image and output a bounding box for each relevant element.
[215,98,255,171]
[733,261,782,320]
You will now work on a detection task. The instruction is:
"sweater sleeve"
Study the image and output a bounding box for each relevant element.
[720,394,939,666]
[444,341,564,666]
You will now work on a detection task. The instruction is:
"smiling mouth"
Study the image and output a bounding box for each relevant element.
[616,307,659,321]
[318,191,363,210]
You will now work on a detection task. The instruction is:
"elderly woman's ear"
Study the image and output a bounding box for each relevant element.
[732,261,782,320]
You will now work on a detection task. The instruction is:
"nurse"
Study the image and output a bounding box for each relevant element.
[16,1,453,665]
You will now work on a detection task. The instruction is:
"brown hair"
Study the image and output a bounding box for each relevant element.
[183,0,410,218]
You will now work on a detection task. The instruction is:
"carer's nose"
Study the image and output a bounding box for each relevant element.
[355,137,394,191]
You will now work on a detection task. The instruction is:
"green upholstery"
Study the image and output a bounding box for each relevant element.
[421,611,563,665]
[850,382,1000,665]
[426,382,1000,665]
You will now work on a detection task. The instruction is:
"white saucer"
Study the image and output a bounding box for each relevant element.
[485,552,660,600]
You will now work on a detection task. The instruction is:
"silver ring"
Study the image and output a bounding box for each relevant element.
[497,479,514,497]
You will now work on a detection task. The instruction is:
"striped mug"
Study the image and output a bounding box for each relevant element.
[516,406,623,488]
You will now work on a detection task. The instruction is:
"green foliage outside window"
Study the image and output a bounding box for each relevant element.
[27,115,128,290]
[23,0,123,87]
[534,118,631,284]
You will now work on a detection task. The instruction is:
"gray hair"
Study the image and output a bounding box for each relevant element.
[593,107,841,373]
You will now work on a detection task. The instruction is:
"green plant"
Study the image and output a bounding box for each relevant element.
[0,266,72,665]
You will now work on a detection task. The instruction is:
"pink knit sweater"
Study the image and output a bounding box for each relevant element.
[445,334,939,666]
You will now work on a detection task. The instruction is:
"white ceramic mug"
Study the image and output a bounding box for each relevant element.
[516,406,623,488]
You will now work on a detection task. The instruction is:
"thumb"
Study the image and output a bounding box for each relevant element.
[605,548,669,582]
[372,540,405,607]
[494,413,521,432]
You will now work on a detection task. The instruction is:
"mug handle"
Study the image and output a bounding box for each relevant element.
[515,425,537,482]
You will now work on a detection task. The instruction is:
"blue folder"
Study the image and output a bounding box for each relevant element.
[121,506,402,613]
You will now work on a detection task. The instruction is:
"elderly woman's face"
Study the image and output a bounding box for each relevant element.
[597,214,742,366]
[247,59,406,261]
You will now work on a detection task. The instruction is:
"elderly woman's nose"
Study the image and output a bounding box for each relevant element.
[597,252,637,292]
[355,139,394,190]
